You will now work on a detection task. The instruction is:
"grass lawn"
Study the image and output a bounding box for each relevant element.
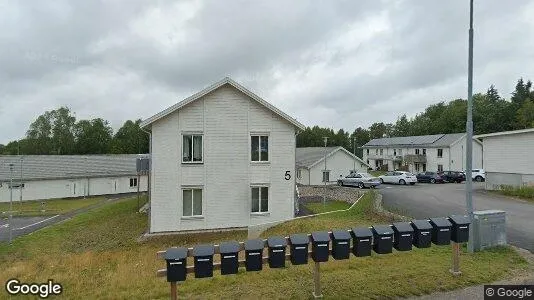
[494,185,534,202]
[302,200,351,214]
[0,197,104,217]
[369,170,387,177]
[0,193,528,299]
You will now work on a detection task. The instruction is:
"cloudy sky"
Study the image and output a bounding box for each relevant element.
[1,0,533,144]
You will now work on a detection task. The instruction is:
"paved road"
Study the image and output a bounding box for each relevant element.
[379,182,534,252]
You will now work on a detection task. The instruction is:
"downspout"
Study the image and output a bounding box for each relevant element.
[141,127,152,233]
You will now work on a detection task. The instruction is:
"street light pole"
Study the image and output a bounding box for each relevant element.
[465,0,475,252]
[9,163,14,245]
[20,156,23,206]
[353,137,356,173]
[323,137,329,207]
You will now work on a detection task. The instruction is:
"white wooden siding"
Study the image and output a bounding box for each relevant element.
[307,150,367,186]
[0,175,147,203]
[483,132,534,174]
[150,85,296,232]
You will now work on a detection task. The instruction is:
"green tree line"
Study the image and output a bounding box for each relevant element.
[297,78,534,158]
[0,107,149,155]
[1,78,533,156]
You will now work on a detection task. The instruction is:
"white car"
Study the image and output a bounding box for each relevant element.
[472,169,486,182]
[379,171,418,185]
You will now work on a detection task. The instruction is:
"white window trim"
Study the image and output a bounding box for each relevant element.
[250,133,270,163]
[129,177,138,188]
[437,148,443,158]
[182,133,204,164]
[181,186,204,218]
[322,170,331,182]
[250,184,269,214]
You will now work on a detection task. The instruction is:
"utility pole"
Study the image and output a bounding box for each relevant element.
[323,137,329,207]
[352,137,356,173]
[465,0,475,252]
[19,156,23,207]
[9,163,14,245]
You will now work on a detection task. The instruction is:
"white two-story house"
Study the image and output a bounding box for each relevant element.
[140,77,305,233]
[362,133,483,173]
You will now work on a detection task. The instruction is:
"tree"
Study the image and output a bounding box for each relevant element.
[392,115,411,137]
[515,100,534,129]
[26,111,54,154]
[74,118,113,154]
[349,127,370,158]
[368,122,388,139]
[50,107,76,154]
[110,119,149,154]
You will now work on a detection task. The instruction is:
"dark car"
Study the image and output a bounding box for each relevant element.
[439,171,466,183]
[416,172,445,184]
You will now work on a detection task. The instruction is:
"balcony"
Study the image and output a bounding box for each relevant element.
[367,154,403,161]
[403,154,427,163]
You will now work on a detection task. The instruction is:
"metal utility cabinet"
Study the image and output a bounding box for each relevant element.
[472,210,506,251]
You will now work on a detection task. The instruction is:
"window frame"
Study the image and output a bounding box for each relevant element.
[438,164,444,172]
[250,133,270,163]
[415,149,420,155]
[181,187,203,218]
[322,170,330,182]
[422,148,426,155]
[297,169,302,179]
[251,185,269,214]
[129,177,138,188]
[182,133,204,164]
[437,148,443,158]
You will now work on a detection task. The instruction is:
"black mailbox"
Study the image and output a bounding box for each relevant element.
[449,215,471,243]
[219,241,240,275]
[267,236,287,268]
[245,239,264,271]
[289,234,309,265]
[164,247,187,282]
[411,220,433,248]
[311,232,330,262]
[392,222,414,251]
[429,217,452,245]
[351,227,373,257]
[330,230,351,260]
[372,225,393,254]
[192,244,214,278]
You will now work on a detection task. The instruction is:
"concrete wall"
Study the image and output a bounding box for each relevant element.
[0,175,148,203]
[150,85,296,233]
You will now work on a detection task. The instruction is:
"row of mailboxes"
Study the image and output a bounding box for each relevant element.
[164,216,471,282]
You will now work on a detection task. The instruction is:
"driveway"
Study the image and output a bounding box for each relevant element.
[379,182,534,252]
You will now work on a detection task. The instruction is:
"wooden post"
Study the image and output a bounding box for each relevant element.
[170,282,177,300]
[312,262,323,298]
[450,242,461,276]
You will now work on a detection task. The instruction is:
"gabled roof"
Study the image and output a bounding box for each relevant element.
[296,146,371,169]
[140,77,305,130]
[362,133,468,148]
[474,128,534,139]
[0,154,148,182]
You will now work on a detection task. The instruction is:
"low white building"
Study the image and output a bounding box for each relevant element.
[0,155,148,203]
[296,146,370,185]
[474,128,534,190]
[362,133,483,173]
[140,77,305,233]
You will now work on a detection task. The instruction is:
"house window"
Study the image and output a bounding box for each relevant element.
[415,149,420,155]
[393,149,397,156]
[251,135,269,162]
[297,169,302,179]
[380,149,384,155]
[422,163,427,172]
[182,134,203,163]
[129,178,138,188]
[437,149,443,158]
[366,149,369,155]
[375,149,378,155]
[422,149,426,155]
[415,163,420,172]
[251,186,268,213]
[438,164,444,172]
[182,188,203,217]
[322,171,330,182]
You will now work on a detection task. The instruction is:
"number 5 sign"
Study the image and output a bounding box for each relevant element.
[284,171,291,180]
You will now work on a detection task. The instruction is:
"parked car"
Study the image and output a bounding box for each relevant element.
[416,172,445,184]
[337,172,381,189]
[379,171,417,185]
[472,169,486,182]
[439,171,466,183]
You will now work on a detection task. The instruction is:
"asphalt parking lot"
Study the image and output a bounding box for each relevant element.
[379,182,534,252]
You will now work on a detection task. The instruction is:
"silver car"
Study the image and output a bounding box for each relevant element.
[337,172,381,189]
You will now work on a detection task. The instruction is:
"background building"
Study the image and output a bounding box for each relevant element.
[362,133,483,173]
[296,146,370,185]
[474,128,534,190]
[0,154,148,202]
